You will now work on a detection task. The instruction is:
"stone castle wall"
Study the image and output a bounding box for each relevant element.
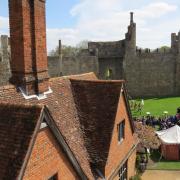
[1,13,180,98]
[124,52,177,97]
[48,54,99,78]
[0,35,11,86]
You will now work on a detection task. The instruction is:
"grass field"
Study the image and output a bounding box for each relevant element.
[131,97,180,117]
[148,161,180,170]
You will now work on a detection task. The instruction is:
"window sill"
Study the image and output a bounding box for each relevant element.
[118,139,124,145]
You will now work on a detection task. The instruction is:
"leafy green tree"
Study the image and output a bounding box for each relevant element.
[49,40,89,57]
[159,46,170,52]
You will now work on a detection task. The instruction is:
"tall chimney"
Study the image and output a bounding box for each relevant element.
[8,0,49,96]
[58,40,63,76]
[130,12,134,24]
[59,40,62,56]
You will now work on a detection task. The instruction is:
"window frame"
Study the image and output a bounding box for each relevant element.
[118,161,127,180]
[118,120,125,143]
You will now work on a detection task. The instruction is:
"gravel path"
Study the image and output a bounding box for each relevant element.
[142,170,180,180]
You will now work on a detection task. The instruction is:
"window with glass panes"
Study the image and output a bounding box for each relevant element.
[118,120,125,142]
[119,161,127,180]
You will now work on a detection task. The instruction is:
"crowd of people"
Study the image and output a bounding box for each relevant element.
[133,107,180,130]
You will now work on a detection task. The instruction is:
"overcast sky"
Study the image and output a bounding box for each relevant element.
[0,0,180,52]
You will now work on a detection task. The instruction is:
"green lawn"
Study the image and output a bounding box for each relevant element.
[148,161,180,170]
[130,97,180,117]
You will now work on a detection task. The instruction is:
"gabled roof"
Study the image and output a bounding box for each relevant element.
[0,103,43,179]
[0,103,88,180]
[0,73,96,179]
[0,72,135,179]
[70,79,123,171]
[70,79,135,175]
[156,125,180,144]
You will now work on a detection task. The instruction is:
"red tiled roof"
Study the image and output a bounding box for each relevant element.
[0,103,43,179]
[70,79,123,173]
[0,73,97,179]
[0,72,130,179]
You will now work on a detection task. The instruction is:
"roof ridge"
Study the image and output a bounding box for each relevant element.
[70,79,125,83]
[0,101,44,110]
[0,72,97,88]
[50,72,96,82]
[0,84,16,90]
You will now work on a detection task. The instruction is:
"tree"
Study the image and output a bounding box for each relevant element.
[76,40,88,49]
[49,40,89,57]
[152,46,171,53]
[135,122,161,150]
[159,46,170,52]
[49,45,78,57]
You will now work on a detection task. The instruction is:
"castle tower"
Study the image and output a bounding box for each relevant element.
[171,33,178,54]
[175,31,180,95]
[125,12,136,55]
[8,0,49,96]
[0,35,11,86]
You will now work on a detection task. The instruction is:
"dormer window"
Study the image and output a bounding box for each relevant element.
[118,120,125,142]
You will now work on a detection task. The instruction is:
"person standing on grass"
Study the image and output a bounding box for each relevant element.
[141,99,144,106]
[176,107,180,121]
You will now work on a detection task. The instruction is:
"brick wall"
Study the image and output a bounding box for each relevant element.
[127,150,136,178]
[9,0,49,95]
[23,127,79,180]
[111,151,136,180]
[161,144,180,161]
[105,92,136,179]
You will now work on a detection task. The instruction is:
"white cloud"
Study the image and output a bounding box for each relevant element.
[47,28,79,49]
[137,18,180,48]
[135,2,177,19]
[71,0,121,18]
[0,16,9,34]
[0,1,179,52]
[46,1,179,51]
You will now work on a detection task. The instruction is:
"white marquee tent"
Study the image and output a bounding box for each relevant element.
[156,125,180,144]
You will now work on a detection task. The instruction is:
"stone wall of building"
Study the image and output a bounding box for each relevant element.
[124,52,177,98]
[123,20,180,98]
[88,41,125,80]
[0,35,11,86]
[48,56,61,77]
[48,53,99,78]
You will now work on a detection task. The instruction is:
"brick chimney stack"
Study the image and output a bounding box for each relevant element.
[8,0,49,96]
